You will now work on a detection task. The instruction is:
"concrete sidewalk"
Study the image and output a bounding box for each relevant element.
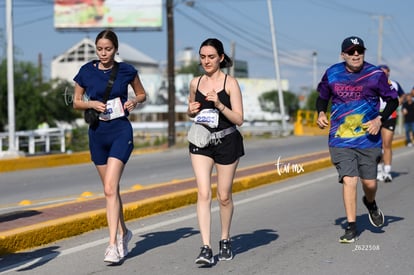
[0,137,406,255]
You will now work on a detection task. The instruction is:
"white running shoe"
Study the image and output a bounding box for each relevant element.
[118,229,133,258]
[376,170,384,181]
[104,245,121,263]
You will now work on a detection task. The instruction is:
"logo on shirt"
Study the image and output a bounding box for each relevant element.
[335,114,366,138]
[334,84,363,100]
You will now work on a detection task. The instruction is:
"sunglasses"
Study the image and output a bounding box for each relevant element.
[344,48,365,55]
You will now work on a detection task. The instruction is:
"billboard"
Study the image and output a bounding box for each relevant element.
[54,0,163,30]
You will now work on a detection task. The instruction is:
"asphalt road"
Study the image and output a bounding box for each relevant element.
[1,144,413,274]
[0,136,328,211]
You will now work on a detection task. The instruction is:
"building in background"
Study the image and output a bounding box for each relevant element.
[51,38,289,126]
[51,37,160,81]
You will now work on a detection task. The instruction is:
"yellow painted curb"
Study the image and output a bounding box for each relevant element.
[0,147,166,173]
[0,152,91,173]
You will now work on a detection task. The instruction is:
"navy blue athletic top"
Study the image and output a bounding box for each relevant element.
[195,74,234,131]
[74,60,137,116]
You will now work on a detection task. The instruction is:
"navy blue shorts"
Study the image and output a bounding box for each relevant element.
[88,117,134,165]
[189,130,244,165]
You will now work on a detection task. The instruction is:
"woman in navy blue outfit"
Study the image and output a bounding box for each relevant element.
[73,29,146,264]
[188,38,244,265]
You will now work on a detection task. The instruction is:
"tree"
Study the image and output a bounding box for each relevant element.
[44,79,80,123]
[304,89,331,112]
[258,90,300,119]
[0,59,80,132]
[177,60,202,76]
[304,90,319,111]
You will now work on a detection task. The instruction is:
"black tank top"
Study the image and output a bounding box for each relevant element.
[195,74,234,131]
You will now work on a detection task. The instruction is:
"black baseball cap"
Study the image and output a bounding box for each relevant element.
[341,36,366,52]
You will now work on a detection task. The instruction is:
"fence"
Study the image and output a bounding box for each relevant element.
[0,121,295,157]
[0,128,66,155]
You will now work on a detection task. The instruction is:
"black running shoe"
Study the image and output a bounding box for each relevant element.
[339,226,357,243]
[218,239,233,261]
[363,196,384,227]
[195,245,214,265]
[383,173,392,183]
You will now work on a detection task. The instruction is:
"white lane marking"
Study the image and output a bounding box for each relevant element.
[0,172,336,274]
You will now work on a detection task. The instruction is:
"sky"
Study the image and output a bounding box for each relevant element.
[1,0,414,95]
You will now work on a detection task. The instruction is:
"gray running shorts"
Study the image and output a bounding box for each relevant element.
[329,147,382,183]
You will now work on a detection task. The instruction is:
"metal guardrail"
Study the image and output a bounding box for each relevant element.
[0,122,294,157]
[0,128,66,155]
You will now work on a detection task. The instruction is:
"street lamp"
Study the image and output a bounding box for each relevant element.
[167,0,175,147]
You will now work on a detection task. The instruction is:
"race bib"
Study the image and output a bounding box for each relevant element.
[194,108,219,128]
[99,97,125,121]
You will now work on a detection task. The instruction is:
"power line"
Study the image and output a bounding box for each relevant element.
[175,7,270,61]
[15,15,53,28]
[178,2,313,69]
[388,20,414,53]
[309,0,373,15]
[190,4,271,52]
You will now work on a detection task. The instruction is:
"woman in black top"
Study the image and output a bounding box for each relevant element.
[187,38,244,265]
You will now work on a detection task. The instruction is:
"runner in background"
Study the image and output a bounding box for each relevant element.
[402,89,414,147]
[376,65,405,182]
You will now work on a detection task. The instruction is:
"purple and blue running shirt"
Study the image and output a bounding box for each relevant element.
[317,61,398,149]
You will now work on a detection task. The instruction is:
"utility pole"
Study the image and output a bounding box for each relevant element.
[312,51,318,90]
[167,0,176,147]
[372,14,391,64]
[38,53,43,84]
[229,41,235,77]
[6,0,17,155]
[267,0,287,134]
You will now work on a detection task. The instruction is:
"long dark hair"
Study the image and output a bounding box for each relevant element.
[95,29,119,50]
[199,38,233,68]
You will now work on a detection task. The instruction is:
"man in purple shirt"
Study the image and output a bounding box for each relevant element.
[316,36,399,243]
